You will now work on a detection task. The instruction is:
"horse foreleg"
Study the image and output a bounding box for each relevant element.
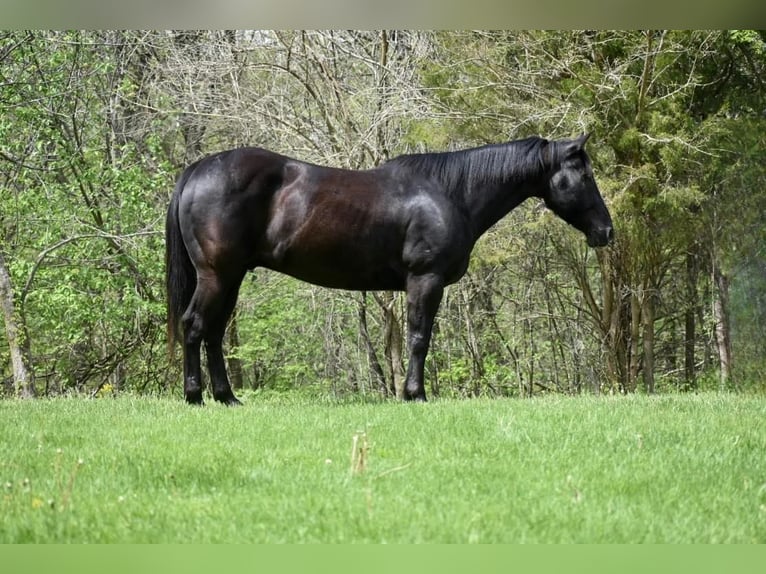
[403,273,444,402]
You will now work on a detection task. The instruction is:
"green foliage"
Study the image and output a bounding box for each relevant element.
[1,394,764,542]
[2,30,765,398]
[1,31,176,394]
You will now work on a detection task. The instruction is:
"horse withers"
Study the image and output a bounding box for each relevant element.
[165,134,613,405]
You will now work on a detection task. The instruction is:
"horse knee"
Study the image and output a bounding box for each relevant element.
[408,332,430,356]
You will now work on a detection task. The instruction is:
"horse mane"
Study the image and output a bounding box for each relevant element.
[383,136,553,195]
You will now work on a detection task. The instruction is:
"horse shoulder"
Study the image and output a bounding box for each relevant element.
[401,185,472,280]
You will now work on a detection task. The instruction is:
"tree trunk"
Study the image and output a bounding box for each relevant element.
[376,291,405,399]
[597,248,630,393]
[226,311,244,390]
[0,251,36,398]
[684,250,698,389]
[712,264,733,390]
[357,292,388,396]
[628,289,641,393]
[642,290,655,394]
[460,282,484,396]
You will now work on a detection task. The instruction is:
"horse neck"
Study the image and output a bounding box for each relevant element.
[448,144,549,241]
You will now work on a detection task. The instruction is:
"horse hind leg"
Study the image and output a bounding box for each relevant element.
[204,278,244,406]
[181,288,207,405]
[181,273,243,406]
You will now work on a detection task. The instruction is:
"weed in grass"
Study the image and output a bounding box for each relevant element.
[4,448,84,515]
[349,431,369,477]
[52,449,85,511]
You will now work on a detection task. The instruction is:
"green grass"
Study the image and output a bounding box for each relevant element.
[1,392,764,543]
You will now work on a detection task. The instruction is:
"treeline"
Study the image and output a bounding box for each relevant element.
[1,30,765,399]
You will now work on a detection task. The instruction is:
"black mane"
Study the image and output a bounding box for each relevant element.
[383,136,551,195]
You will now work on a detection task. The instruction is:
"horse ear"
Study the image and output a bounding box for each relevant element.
[563,133,590,157]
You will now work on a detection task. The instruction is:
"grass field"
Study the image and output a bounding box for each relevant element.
[1,392,764,543]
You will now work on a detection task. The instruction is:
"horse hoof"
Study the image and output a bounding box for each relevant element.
[217,395,243,407]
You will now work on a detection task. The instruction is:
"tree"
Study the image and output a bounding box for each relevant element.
[0,31,173,395]
[0,251,35,397]
[413,30,766,394]
[1,30,764,399]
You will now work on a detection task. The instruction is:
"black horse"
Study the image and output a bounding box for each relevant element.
[166,134,613,405]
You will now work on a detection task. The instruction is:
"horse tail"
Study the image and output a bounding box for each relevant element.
[165,162,199,357]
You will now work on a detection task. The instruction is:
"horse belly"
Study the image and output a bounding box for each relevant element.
[274,242,406,291]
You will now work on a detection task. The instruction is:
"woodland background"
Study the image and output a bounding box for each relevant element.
[1,30,765,400]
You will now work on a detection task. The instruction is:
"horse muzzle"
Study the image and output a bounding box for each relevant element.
[587,225,614,247]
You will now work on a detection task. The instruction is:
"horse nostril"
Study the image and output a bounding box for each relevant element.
[606,227,614,242]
